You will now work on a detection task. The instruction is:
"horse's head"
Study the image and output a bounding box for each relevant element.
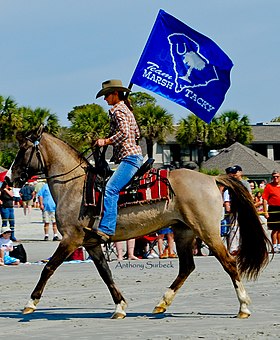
[9,125,46,186]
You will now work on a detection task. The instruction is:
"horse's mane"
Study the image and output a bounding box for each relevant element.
[44,131,91,166]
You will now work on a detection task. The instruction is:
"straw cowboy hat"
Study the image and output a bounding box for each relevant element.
[96,79,131,98]
[0,227,12,235]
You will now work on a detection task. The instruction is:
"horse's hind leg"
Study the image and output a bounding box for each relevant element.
[210,243,251,318]
[153,226,195,314]
[23,239,81,314]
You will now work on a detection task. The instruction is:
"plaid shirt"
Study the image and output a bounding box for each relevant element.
[108,101,142,163]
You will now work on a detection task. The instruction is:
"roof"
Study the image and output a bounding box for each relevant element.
[251,124,280,144]
[202,142,280,177]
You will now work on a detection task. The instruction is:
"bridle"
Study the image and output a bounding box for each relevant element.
[19,134,94,183]
[19,138,46,183]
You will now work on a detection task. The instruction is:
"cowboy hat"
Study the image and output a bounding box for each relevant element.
[96,79,131,98]
[1,227,12,235]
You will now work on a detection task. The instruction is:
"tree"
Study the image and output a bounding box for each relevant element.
[67,104,109,152]
[176,115,208,146]
[0,95,19,141]
[129,92,156,107]
[216,111,253,147]
[270,116,280,122]
[176,115,208,166]
[0,95,61,168]
[19,106,60,135]
[176,111,253,167]
[134,102,174,158]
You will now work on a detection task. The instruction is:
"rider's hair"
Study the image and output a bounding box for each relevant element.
[117,91,133,111]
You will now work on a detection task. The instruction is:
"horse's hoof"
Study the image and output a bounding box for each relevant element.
[152,306,166,314]
[237,312,250,319]
[22,307,35,315]
[111,312,126,319]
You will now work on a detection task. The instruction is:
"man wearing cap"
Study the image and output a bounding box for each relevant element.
[0,227,20,265]
[93,80,143,242]
[225,165,252,194]
[262,170,280,253]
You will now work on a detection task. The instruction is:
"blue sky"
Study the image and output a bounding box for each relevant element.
[1,0,279,126]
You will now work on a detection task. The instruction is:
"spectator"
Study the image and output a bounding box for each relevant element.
[254,190,266,228]
[19,182,35,216]
[115,239,139,260]
[225,165,251,255]
[37,183,60,241]
[12,187,21,208]
[262,170,280,253]
[0,227,20,265]
[157,227,177,259]
[0,247,4,266]
[0,181,17,241]
[34,179,46,209]
[259,180,266,190]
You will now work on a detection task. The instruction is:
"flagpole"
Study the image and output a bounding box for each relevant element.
[126,82,134,98]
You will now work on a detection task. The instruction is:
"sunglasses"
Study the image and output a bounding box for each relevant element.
[273,176,279,178]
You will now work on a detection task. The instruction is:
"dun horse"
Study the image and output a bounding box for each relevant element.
[9,127,272,319]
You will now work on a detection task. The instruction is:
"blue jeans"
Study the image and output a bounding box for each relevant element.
[99,154,143,235]
[1,207,15,228]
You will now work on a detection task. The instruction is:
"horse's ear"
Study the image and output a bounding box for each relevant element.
[16,131,25,144]
[36,124,45,138]
[30,124,45,141]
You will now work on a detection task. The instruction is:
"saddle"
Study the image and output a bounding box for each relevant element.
[84,156,171,213]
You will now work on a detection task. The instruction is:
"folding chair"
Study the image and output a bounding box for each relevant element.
[103,242,118,262]
[135,233,159,259]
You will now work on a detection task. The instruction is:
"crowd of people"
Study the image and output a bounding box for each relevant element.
[0,178,61,265]
[220,165,280,255]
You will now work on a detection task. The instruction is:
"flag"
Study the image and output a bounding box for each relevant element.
[130,9,233,123]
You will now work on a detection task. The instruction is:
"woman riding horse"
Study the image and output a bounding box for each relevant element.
[93,79,143,242]
[9,126,272,319]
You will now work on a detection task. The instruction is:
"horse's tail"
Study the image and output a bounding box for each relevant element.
[216,175,273,280]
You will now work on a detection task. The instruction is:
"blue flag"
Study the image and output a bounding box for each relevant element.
[131,10,233,123]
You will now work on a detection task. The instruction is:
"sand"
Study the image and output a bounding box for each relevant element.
[0,208,279,339]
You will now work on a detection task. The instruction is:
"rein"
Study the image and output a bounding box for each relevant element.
[21,137,93,183]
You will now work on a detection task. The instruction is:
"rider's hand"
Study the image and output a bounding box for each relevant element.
[95,138,110,147]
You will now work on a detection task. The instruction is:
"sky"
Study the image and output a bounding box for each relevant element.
[1,0,280,127]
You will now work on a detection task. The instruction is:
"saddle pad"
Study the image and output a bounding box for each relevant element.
[119,168,170,206]
[85,168,170,208]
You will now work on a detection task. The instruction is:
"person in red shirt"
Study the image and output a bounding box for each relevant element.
[262,170,280,253]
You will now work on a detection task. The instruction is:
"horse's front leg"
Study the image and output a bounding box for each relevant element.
[153,227,195,314]
[83,230,127,319]
[23,239,80,314]
[84,238,127,319]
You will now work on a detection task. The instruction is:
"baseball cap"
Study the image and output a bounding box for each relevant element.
[225,165,242,174]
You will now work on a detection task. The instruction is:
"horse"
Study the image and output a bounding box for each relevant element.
[9,126,272,319]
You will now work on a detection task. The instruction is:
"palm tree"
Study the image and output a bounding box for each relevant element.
[134,103,174,158]
[216,111,253,147]
[67,104,109,152]
[19,106,60,135]
[176,115,208,146]
[176,115,208,166]
[0,95,20,141]
[129,92,156,107]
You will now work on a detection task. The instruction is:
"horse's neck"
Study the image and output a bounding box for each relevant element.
[40,133,86,178]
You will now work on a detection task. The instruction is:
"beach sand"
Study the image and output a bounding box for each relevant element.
[0,208,279,339]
